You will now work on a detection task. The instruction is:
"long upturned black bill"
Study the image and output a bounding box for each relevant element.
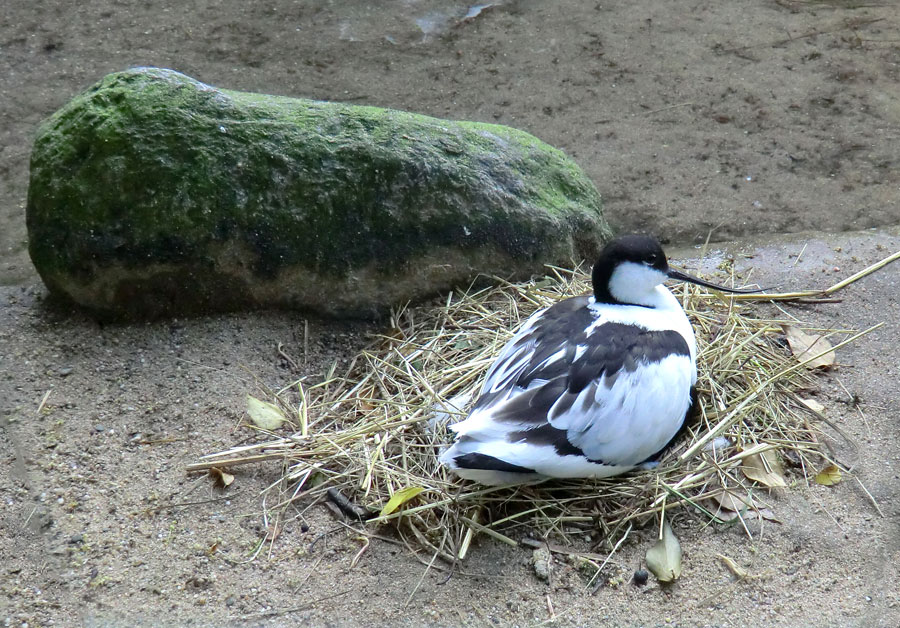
[667,268,765,294]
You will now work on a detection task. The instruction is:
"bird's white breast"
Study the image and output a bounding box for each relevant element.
[588,285,697,373]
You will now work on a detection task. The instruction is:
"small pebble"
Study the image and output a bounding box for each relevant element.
[58,366,73,377]
[633,569,649,586]
[532,547,551,581]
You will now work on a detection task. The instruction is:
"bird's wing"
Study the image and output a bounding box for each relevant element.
[547,330,693,463]
[461,317,693,465]
[476,296,592,400]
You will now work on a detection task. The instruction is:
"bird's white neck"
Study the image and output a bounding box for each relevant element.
[607,262,669,308]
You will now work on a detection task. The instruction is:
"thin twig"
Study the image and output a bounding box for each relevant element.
[230,590,350,620]
[720,18,885,53]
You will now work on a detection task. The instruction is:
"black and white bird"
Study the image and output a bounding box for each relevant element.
[440,234,758,485]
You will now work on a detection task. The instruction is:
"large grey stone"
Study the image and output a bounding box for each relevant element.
[27,67,611,318]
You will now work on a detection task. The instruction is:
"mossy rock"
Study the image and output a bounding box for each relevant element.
[27,67,611,318]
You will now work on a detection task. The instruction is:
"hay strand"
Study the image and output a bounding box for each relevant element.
[197,263,872,559]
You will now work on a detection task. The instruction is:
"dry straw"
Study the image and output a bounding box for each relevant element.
[192,251,894,563]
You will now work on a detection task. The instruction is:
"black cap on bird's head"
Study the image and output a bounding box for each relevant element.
[592,235,764,305]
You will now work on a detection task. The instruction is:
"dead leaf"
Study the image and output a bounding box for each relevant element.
[815,464,842,486]
[379,486,424,517]
[709,490,779,523]
[646,520,682,583]
[246,395,286,430]
[782,325,835,369]
[711,489,754,512]
[741,449,787,488]
[717,554,747,580]
[209,467,234,489]
[799,397,826,414]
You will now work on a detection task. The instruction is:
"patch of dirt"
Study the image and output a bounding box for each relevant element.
[2,1,900,626]
[3,230,900,626]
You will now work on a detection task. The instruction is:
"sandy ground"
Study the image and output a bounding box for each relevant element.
[2,1,900,626]
[4,231,900,627]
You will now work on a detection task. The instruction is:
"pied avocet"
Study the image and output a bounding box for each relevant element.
[440,234,758,485]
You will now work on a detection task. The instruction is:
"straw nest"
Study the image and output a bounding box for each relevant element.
[194,261,877,564]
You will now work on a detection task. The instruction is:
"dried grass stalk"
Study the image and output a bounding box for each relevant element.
[196,265,863,558]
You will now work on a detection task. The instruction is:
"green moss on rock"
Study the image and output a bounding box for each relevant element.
[27,67,611,318]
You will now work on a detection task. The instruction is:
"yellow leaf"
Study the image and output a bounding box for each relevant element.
[782,325,835,369]
[741,449,787,488]
[246,395,286,430]
[815,464,842,486]
[379,486,424,517]
[646,520,682,583]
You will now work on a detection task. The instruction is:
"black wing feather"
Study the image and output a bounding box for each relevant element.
[477,295,690,429]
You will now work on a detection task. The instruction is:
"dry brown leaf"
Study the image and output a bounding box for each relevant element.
[741,449,787,488]
[646,521,682,583]
[815,464,842,486]
[209,467,234,489]
[709,490,779,523]
[711,491,750,521]
[782,324,835,369]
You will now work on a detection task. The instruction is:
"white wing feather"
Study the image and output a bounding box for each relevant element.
[547,354,693,464]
